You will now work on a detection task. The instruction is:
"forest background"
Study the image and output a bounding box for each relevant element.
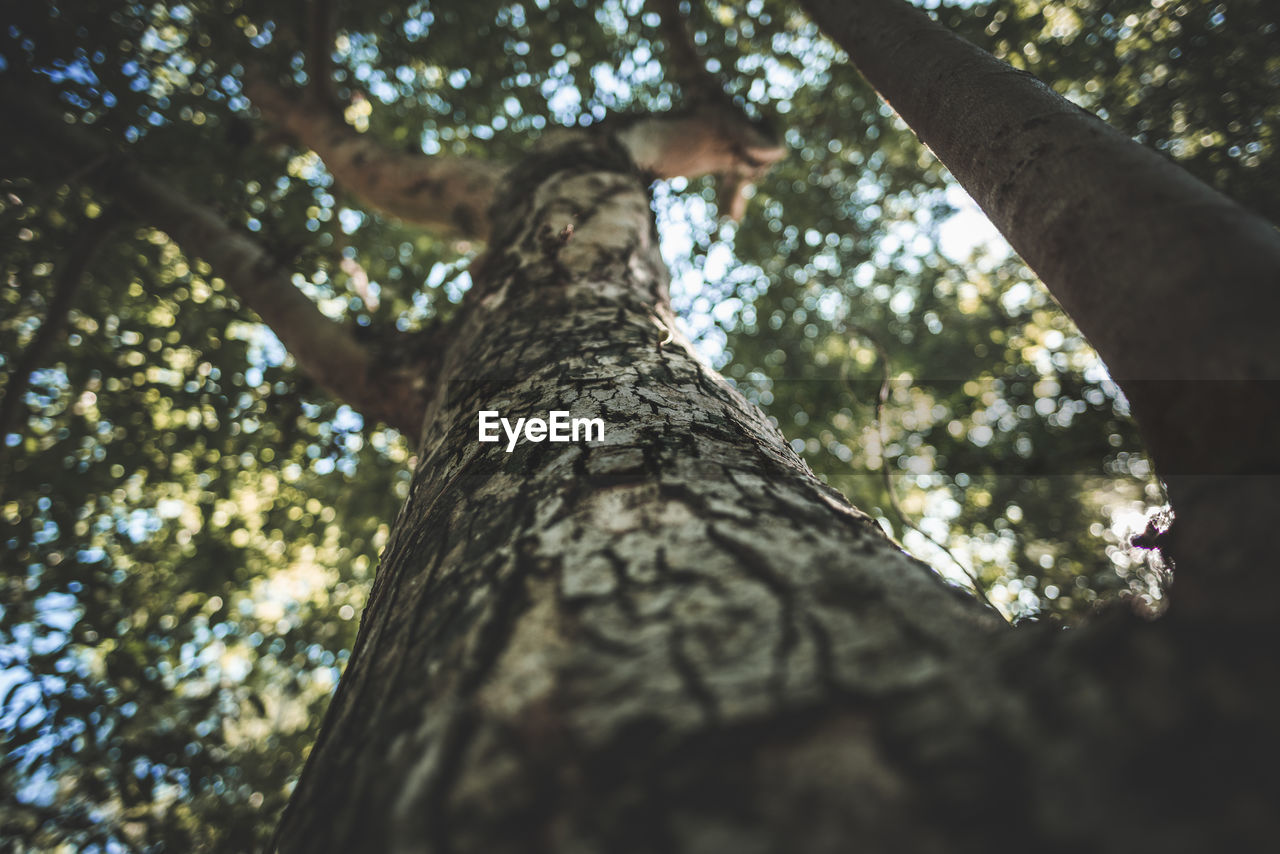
[1,0,1275,850]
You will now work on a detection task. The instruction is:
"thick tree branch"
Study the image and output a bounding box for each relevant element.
[4,86,432,436]
[799,0,1280,621]
[244,77,505,240]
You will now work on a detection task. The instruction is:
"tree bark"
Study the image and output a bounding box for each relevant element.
[797,0,1280,621]
[273,129,1002,853]
[272,131,1280,854]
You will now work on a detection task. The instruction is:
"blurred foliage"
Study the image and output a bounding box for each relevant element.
[0,0,1273,849]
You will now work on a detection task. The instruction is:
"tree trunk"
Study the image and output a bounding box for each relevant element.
[273,132,1278,853]
[798,0,1280,621]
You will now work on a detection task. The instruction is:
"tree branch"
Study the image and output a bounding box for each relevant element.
[4,85,433,436]
[244,76,505,240]
[613,105,785,202]
[641,0,786,219]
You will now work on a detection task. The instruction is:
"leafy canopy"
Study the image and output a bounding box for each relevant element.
[2,0,1273,849]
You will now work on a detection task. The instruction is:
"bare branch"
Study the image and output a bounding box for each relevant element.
[244,77,505,240]
[5,85,433,435]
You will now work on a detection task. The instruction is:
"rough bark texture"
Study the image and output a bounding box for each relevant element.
[274,131,1000,853]
[798,0,1280,620]
[273,132,1280,854]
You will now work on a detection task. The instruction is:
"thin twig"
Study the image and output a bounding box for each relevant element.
[843,323,1001,613]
